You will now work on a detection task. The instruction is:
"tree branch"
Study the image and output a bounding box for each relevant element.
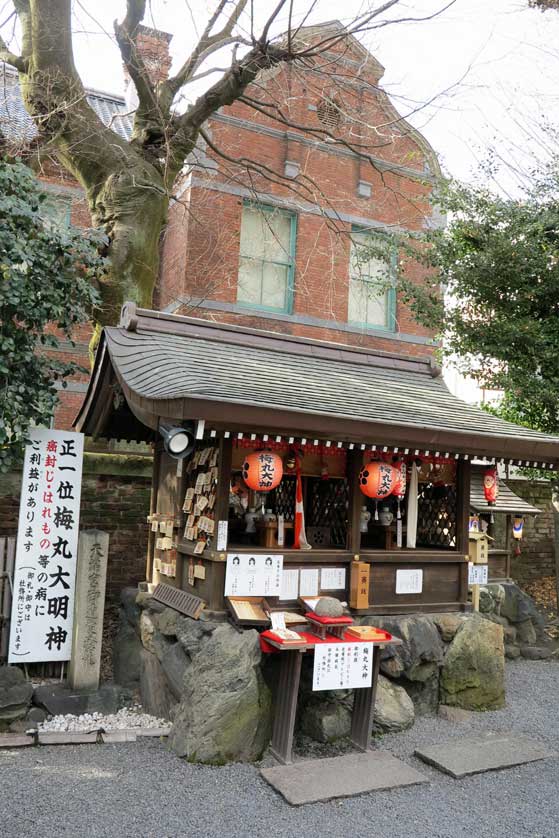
[114,0,162,132]
[159,0,250,111]
[0,35,28,71]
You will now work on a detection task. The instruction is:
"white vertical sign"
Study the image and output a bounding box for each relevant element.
[9,429,84,663]
[313,642,374,691]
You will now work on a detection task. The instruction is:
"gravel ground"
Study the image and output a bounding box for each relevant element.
[1,660,558,838]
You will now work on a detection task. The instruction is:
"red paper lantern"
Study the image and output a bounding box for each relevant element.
[483,467,499,505]
[242,451,283,492]
[359,462,399,499]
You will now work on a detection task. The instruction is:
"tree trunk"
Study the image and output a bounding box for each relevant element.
[87,164,168,325]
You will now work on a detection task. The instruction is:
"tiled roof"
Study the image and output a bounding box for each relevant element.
[74,306,559,464]
[470,467,540,515]
[0,64,133,142]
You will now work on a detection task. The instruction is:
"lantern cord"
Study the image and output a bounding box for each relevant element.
[374,500,379,521]
[396,517,402,549]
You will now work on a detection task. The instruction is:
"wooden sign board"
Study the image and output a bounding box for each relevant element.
[152,584,205,620]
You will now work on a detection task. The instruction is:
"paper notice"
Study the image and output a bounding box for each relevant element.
[320,567,346,590]
[299,567,319,597]
[279,568,299,600]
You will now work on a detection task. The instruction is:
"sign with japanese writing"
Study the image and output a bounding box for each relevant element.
[313,642,374,691]
[468,562,488,585]
[9,429,84,663]
[224,553,283,596]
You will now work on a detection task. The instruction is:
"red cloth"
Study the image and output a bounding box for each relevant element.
[304,612,353,625]
[260,628,396,651]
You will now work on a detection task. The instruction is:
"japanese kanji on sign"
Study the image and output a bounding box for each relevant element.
[8,429,84,663]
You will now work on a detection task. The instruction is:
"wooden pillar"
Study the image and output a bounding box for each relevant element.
[347,449,363,555]
[215,436,233,547]
[146,443,161,583]
[456,459,471,608]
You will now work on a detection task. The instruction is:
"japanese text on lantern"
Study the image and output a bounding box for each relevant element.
[8,429,84,663]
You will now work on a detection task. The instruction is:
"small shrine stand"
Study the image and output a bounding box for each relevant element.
[260,626,401,765]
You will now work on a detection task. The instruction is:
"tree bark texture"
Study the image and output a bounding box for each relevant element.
[6,0,293,324]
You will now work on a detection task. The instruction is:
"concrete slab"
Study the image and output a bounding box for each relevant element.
[0,734,35,748]
[100,729,137,743]
[38,731,99,745]
[415,732,557,779]
[261,750,427,806]
[136,727,172,738]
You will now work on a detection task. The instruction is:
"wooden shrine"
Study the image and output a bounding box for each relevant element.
[75,304,559,620]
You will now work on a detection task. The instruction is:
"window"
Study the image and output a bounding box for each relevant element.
[237,203,296,313]
[348,230,396,330]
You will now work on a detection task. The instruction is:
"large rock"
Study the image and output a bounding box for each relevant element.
[300,700,352,743]
[497,583,545,636]
[113,621,143,687]
[440,616,505,710]
[0,666,33,726]
[169,624,271,763]
[160,642,190,699]
[369,615,444,677]
[516,620,537,645]
[32,683,87,716]
[432,613,463,642]
[398,664,440,715]
[140,649,177,720]
[120,586,141,630]
[364,615,444,715]
[373,675,415,734]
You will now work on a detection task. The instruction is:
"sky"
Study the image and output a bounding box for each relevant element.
[43,0,559,192]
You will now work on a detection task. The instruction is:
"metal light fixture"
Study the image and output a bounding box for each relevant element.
[159,421,195,460]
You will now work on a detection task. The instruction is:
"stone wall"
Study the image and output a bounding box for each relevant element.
[507,479,555,584]
[0,455,151,601]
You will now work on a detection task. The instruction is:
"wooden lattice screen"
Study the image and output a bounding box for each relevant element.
[306,477,349,549]
[416,484,457,549]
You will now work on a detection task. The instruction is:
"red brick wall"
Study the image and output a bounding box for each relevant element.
[159,54,438,357]
[0,469,150,600]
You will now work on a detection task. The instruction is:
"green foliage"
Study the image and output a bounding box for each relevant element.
[0,156,104,473]
[396,174,559,436]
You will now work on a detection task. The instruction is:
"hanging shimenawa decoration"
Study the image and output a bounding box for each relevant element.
[359,461,399,519]
[242,451,283,492]
[483,466,499,522]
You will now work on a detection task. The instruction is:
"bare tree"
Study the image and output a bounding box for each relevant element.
[0,0,454,325]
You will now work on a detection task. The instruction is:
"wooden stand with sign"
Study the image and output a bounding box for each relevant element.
[260,628,401,765]
[468,532,492,611]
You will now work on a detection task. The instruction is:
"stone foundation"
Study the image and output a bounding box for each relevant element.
[111,583,544,762]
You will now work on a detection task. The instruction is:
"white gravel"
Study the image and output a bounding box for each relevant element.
[38,706,169,732]
[1,660,558,838]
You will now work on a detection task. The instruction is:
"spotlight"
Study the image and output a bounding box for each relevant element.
[159,421,195,460]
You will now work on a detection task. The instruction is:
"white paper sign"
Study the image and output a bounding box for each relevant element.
[270,612,286,631]
[9,429,84,663]
[395,569,423,595]
[279,568,299,600]
[313,642,374,691]
[320,567,346,591]
[224,554,283,596]
[468,562,488,585]
[299,567,319,597]
[216,520,228,551]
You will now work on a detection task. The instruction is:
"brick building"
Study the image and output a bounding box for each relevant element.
[158,22,440,359]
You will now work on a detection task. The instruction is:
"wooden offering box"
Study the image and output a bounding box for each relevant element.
[226,596,271,626]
